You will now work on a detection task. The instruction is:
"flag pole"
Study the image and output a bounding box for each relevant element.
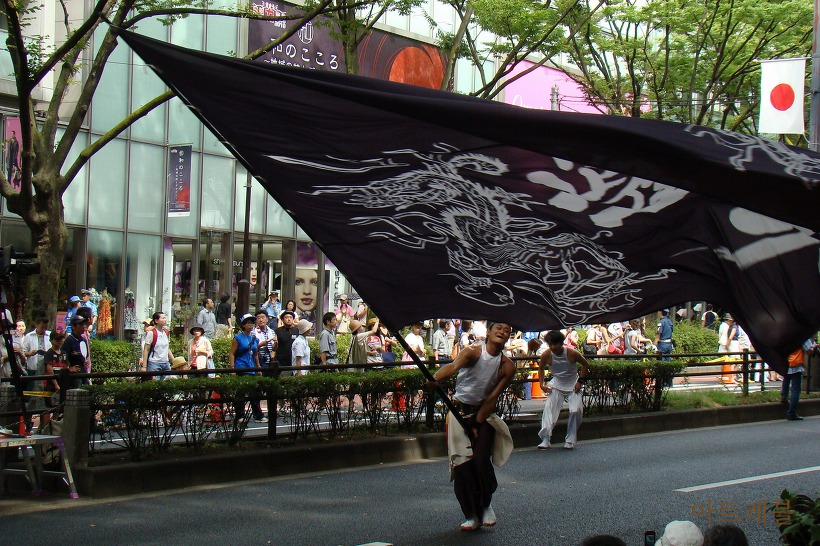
[388,324,471,432]
[811,0,820,152]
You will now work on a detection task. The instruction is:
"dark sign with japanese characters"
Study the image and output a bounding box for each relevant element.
[249,1,344,71]
[167,144,192,217]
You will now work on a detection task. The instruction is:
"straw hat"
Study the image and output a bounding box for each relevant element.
[348,319,363,333]
[171,356,188,369]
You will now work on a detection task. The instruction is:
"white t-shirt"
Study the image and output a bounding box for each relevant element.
[291,335,310,375]
[718,322,730,352]
[405,332,425,356]
[22,329,50,372]
[144,329,171,363]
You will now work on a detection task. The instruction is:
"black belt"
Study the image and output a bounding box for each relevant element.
[453,399,481,414]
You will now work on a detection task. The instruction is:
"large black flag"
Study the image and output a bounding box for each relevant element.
[119,31,819,373]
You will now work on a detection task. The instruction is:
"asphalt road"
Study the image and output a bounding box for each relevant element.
[2,417,817,546]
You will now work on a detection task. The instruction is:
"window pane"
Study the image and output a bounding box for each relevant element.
[59,128,88,225]
[206,15,237,56]
[203,122,232,155]
[201,154,234,229]
[168,97,202,148]
[0,31,14,82]
[171,14,204,50]
[125,233,161,331]
[88,139,126,229]
[266,194,294,237]
[86,229,123,339]
[127,142,165,232]
[130,55,167,143]
[167,151,201,237]
[384,11,409,31]
[91,27,129,132]
[409,3,432,37]
[455,58,474,94]
[234,170,266,234]
[0,220,32,252]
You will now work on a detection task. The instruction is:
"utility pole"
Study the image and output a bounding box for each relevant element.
[551,85,559,111]
[236,173,253,318]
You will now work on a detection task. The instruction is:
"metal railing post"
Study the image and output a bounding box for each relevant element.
[742,350,749,396]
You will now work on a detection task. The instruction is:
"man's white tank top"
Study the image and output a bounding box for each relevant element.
[455,343,501,405]
[549,348,578,391]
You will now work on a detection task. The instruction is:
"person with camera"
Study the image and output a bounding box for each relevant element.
[22,316,50,382]
[261,291,281,321]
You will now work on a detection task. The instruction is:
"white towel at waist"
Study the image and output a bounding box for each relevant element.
[447,411,514,481]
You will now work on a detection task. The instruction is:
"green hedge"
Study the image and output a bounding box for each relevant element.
[89,339,137,381]
[85,358,685,462]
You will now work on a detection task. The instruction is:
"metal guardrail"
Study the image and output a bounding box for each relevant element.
[0,349,812,423]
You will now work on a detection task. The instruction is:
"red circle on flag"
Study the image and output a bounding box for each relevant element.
[770,83,795,111]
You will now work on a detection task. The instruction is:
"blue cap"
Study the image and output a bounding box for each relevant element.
[69,295,81,302]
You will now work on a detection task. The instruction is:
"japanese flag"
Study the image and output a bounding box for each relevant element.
[759,58,806,134]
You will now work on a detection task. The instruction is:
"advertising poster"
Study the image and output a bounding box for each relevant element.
[167,144,192,217]
[248,2,448,88]
[503,61,605,114]
[4,116,21,191]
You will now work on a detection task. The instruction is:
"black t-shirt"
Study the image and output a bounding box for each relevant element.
[43,348,66,390]
[215,302,232,325]
[274,326,298,366]
[62,334,88,370]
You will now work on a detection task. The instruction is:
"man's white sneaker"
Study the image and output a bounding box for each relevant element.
[537,440,551,450]
[482,505,497,527]
[460,517,480,531]
[563,442,574,450]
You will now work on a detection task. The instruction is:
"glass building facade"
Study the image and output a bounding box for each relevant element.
[0,1,591,338]
[0,3,474,339]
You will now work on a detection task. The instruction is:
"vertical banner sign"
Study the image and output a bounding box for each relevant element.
[167,144,192,217]
[759,58,806,134]
[4,116,22,191]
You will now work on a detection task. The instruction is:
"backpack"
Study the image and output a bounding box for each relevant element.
[787,348,804,367]
[147,328,169,360]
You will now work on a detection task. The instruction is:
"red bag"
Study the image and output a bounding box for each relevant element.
[607,343,623,355]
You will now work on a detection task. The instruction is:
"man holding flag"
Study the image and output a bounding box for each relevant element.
[426,322,516,531]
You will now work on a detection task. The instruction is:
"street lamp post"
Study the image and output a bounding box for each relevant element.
[236,173,252,317]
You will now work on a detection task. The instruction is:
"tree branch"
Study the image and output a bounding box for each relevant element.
[53,0,134,185]
[29,0,114,87]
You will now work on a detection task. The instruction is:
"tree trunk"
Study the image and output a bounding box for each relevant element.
[23,192,67,326]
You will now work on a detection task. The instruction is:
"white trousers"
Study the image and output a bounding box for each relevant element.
[538,388,583,444]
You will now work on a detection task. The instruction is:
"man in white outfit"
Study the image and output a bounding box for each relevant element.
[537,329,590,450]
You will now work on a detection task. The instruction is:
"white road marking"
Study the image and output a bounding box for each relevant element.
[676,466,820,492]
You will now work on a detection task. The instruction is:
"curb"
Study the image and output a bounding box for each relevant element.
[71,398,819,498]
